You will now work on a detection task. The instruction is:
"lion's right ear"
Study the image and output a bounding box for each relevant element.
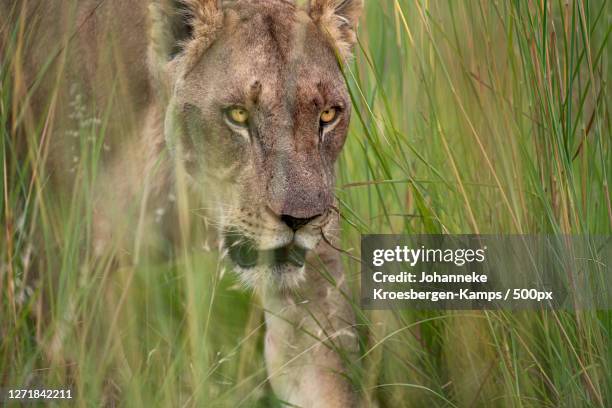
[149,0,223,89]
[180,0,224,66]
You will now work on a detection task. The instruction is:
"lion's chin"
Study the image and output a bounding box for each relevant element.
[224,233,309,289]
[233,262,306,290]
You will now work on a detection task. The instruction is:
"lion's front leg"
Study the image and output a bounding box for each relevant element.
[262,247,358,407]
[264,329,357,407]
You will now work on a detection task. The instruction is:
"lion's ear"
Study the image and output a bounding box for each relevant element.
[181,0,224,59]
[149,0,223,87]
[308,0,363,60]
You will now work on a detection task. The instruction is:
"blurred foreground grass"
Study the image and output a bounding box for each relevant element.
[1,1,611,407]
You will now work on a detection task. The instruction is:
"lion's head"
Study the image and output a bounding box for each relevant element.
[151,0,362,288]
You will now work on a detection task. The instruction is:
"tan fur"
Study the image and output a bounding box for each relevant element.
[13,0,363,406]
[309,0,363,60]
[180,0,224,70]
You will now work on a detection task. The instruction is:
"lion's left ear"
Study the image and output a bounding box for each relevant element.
[309,0,363,60]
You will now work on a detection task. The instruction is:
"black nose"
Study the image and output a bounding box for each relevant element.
[281,214,319,231]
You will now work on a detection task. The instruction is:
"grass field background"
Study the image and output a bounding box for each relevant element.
[1,0,611,406]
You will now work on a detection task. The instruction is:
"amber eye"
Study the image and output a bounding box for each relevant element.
[320,107,337,125]
[226,107,249,126]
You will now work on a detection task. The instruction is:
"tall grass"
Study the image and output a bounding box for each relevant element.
[2,1,610,407]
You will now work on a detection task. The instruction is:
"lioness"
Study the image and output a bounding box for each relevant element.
[10,0,363,405]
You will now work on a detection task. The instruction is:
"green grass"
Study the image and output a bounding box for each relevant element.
[2,0,611,407]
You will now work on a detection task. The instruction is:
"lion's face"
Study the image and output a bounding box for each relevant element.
[160,0,361,288]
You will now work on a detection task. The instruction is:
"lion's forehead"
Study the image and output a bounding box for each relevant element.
[175,0,348,138]
[194,1,342,92]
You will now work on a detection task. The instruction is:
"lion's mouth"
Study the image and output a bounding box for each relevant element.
[225,233,307,269]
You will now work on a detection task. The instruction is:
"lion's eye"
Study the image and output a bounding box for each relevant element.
[320,108,337,125]
[226,107,249,126]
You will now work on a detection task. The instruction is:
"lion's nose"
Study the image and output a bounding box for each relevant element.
[281,214,319,231]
